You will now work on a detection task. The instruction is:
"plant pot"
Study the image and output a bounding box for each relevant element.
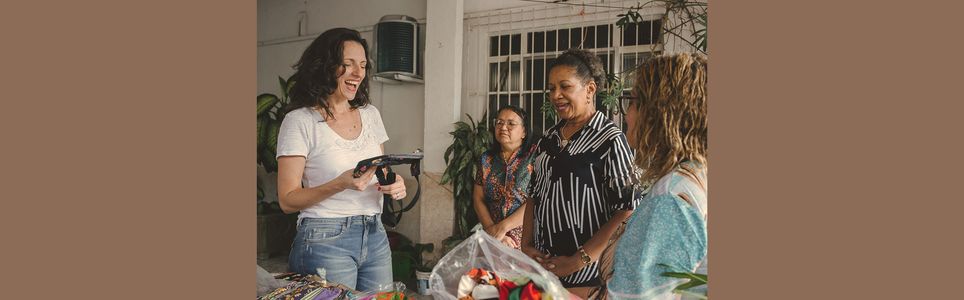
[415,270,432,295]
[257,212,298,260]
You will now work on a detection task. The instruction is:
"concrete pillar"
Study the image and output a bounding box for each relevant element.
[423,0,463,173]
[417,0,463,245]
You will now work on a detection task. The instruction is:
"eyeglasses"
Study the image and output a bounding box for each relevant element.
[494,119,521,129]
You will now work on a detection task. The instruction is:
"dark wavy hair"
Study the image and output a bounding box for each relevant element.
[489,105,531,155]
[547,48,607,88]
[286,28,372,119]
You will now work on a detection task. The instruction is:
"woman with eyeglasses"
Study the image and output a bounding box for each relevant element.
[521,49,643,298]
[591,52,708,299]
[472,105,538,249]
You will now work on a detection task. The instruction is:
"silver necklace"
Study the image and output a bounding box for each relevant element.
[560,120,587,148]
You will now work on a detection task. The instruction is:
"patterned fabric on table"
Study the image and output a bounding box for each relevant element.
[259,273,354,300]
[474,143,539,248]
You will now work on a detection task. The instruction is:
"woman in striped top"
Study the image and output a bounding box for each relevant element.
[521,49,642,298]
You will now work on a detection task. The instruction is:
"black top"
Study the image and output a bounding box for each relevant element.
[528,111,642,287]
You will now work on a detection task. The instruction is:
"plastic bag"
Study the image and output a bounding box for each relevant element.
[429,231,568,299]
[350,281,408,300]
[604,280,683,300]
[257,264,290,298]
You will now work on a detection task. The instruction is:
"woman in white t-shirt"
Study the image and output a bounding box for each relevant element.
[275,28,406,292]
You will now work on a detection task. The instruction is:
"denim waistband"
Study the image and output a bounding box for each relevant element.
[298,214,381,227]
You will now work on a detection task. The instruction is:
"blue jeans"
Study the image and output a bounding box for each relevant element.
[288,214,393,292]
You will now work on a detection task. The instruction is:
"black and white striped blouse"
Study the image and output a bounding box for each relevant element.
[528,111,642,287]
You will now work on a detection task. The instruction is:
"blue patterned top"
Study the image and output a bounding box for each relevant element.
[608,162,707,297]
[474,143,539,248]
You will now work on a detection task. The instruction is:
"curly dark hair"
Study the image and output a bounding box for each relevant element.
[548,48,607,88]
[627,52,707,185]
[286,28,372,119]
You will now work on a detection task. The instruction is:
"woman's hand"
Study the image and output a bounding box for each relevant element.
[541,254,584,278]
[484,222,507,240]
[522,245,550,262]
[376,173,407,200]
[499,235,519,249]
[338,167,376,191]
[487,222,520,248]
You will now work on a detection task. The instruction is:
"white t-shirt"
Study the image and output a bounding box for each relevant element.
[276,105,389,219]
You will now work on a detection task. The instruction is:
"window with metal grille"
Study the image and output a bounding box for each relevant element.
[487,20,662,138]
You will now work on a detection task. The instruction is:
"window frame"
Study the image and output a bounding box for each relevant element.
[485,18,663,137]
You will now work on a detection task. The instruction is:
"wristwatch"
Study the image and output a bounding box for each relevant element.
[577,246,592,265]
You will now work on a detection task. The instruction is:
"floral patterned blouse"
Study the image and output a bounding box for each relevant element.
[474,143,539,248]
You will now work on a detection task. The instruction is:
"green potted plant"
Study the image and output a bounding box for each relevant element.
[256,75,298,260]
[440,113,491,239]
[413,243,435,295]
[387,230,435,282]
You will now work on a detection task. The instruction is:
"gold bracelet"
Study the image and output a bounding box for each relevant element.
[578,246,592,265]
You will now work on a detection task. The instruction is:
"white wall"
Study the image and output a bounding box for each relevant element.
[464,0,533,14]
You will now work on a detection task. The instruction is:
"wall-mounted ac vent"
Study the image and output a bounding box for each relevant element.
[373,15,424,84]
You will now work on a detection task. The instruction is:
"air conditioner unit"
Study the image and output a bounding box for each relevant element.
[373,15,424,84]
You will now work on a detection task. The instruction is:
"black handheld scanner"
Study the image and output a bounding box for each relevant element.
[351,152,424,227]
[352,153,423,179]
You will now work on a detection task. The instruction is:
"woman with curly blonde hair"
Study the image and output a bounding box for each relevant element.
[592,52,708,299]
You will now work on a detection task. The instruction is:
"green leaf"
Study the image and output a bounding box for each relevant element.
[661,271,707,284]
[660,272,694,279]
[284,76,296,99]
[454,122,470,133]
[257,117,269,152]
[674,279,707,291]
[458,154,472,173]
[260,147,278,173]
[444,146,455,163]
[278,76,287,94]
[465,113,475,128]
[267,118,282,156]
[440,171,452,185]
[616,18,627,28]
[257,94,280,116]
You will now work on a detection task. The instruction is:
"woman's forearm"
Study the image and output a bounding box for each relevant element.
[496,200,526,231]
[472,184,496,228]
[278,179,346,213]
[521,199,536,247]
[580,210,633,262]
